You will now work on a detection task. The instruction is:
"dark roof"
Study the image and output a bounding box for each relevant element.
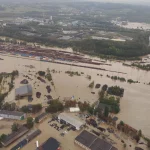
[26,129,41,142]
[75,130,97,147]
[39,137,60,150]
[2,126,29,146]
[75,130,118,150]
[36,113,47,121]
[90,138,112,150]
[112,117,118,122]
[15,84,32,96]
[0,110,25,117]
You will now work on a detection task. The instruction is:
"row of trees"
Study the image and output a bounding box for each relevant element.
[1,24,150,58]
[107,86,124,97]
[21,104,42,113]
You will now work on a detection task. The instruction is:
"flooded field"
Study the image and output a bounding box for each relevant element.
[0,54,150,137]
[113,21,150,30]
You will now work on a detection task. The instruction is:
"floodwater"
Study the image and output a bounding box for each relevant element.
[0,54,150,137]
[114,21,150,30]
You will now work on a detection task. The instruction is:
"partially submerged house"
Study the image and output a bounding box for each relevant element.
[15,84,32,99]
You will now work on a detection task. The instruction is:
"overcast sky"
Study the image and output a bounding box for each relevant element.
[0,0,150,5]
[86,0,150,4]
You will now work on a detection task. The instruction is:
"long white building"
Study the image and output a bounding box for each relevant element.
[0,110,26,120]
[58,113,85,130]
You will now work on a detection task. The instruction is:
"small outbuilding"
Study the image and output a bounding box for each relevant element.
[15,84,32,99]
[35,113,47,123]
[69,107,80,113]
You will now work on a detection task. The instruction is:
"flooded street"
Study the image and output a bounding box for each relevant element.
[0,54,150,137]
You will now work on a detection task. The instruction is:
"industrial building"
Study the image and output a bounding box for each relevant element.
[11,129,41,150]
[15,84,32,99]
[75,130,118,150]
[39,137,60,150]
[1,126,29,147]
[0,110,26,120]
[58,113,85,130]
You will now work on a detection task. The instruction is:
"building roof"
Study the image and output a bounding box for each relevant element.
[39,137,60,150]
[58,113,84,129]
[26,129,41,142]
[69,107,80,112]
[75,130,97,148]
[1,126,29,146]
[75,130,118,150]
[0,110,25,117]
[36,113,47,121]
[15,84,32,96]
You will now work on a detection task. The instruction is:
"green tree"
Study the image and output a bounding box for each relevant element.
[45,100,64,113]
[147,140,150,148]
[120,121,124,126]
[26,117,34,129]
[104,106,109,117]
[89,81,94,88]
[11,123,19,132]
[138,130,142,137]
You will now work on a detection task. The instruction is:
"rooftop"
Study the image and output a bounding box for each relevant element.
[1,126,29,146]
[75,130,118,150]
[39,137,60,150]
[15,84,32,96]
[0,110,25,117]
[58,113,85,129]
[36,113,47,121]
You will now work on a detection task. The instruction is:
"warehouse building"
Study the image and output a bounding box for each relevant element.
[58,113,85,130]
[75,130,118,150]
[39,137,60,150]
[0,110,26,120]
[15,84,32,99]
[1,126,29,147]
[11,129,41,150]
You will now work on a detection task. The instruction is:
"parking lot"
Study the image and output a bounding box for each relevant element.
[19,117,83,150]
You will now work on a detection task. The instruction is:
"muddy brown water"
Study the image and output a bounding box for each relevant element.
[0,54,150,138]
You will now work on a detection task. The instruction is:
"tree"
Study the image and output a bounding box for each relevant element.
[123,143,126,148]
[26,117,34,129]
[38,71,45,76]
[134,135,140,143]
[45,100,64,113]
[11,123,19,132]
[46,68,50,74]
[147,140,150,147]
[138,130,142,137]
[89,81,94,88]
[104,106,109,117]
[120,121,124,126]
[98,90,105,100]
[102,84,108,91]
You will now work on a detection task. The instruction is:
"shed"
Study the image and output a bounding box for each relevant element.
[69,107,80,112]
